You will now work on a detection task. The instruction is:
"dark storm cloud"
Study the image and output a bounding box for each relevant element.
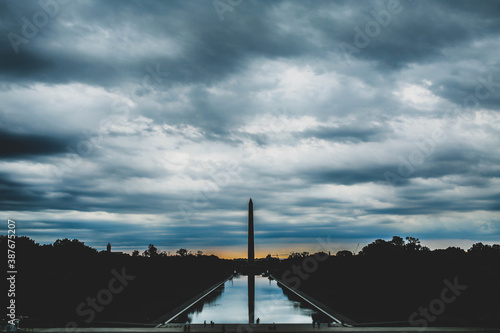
[0,131,68,157]
[301,125,390,143]
[0,176,74,212]
[333,0,500,67]
[430,72,500,112]
[1,0,305,87]
[0,49,51,78]
[365,200,489,216]
[2,0,496,87]
[292,197,345,207]
[303,167,391,186]
[0,173,64,211]
[0,174,28,202]
[296,148,487,188]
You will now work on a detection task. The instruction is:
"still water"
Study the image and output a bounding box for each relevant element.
[171,275,332,324]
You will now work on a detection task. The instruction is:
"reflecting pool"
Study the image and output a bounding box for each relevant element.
[171,275,332,324]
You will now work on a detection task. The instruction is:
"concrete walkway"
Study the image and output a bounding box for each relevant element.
[152,275,233,326]
[270,274,355,326]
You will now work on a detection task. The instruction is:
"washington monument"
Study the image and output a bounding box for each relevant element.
[248,198,254,265]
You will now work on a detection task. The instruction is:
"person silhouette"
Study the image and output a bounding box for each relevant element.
[256,318,260,324]
[204,320,206,327]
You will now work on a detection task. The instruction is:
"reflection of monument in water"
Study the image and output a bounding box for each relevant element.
[248,198,255,323]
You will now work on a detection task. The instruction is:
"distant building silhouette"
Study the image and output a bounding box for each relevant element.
[107,242,111,252]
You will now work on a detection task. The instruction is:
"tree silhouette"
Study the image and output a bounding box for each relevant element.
[288,252,309,259]
[336,250,353,257]
[468,242,500,256]
[391,236,405,247]
[359,236,430,256]
[144,244,158,257]
[405,237,421,251]
[359,238,394,256]
[53,238,97,256]
[3,234,500,327]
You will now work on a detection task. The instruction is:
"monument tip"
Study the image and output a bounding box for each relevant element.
[249,198,252,203]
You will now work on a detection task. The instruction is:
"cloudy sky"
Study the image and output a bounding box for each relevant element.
[1,0,499,257]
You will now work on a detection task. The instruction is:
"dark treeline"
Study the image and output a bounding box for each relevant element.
[2,235,499,328]
[1,236,233,328]
[270,236,500,327]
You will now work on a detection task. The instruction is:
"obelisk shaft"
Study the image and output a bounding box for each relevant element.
[248,198,254,265]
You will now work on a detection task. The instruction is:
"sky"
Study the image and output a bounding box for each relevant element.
[1,0,499,258]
